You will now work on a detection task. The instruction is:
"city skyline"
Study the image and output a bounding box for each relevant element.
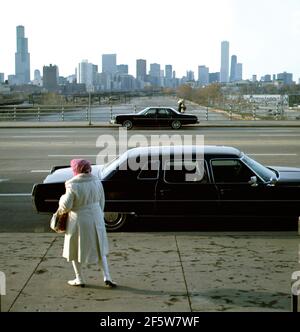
[1,0,300,81]
[1,27,296,89]
[2,28,296,90]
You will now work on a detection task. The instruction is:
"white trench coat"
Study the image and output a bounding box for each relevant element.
[58,173,109,264]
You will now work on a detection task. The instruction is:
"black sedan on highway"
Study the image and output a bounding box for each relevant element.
[110,107,199,129]
[32,145,300,231]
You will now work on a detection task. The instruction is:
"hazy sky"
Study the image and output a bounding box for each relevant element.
[1,0,300,80]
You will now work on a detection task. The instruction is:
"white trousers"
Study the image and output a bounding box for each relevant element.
[72,255,112,282]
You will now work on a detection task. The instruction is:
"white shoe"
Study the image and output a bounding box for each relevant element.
[67,278,85,288]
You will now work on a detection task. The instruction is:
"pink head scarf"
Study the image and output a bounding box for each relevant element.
[70,159,92,176]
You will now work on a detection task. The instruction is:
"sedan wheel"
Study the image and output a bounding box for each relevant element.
[122,120,133,130]
[171,120,182,129]
[104,212,127,231]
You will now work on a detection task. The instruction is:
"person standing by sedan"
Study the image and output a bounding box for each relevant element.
[178,99,187,113]
[58,159,117,288]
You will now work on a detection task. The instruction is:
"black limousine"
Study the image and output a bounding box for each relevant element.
[32,146,300,231]
[110,107,199,129]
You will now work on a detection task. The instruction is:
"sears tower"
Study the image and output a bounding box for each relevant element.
[15,25,30,84]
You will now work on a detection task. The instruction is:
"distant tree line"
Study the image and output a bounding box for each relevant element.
[177,84,223,107]
[177,82,300,109]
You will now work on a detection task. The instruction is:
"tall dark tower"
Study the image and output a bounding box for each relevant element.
[230,55,237,82]
[15,25,30,84]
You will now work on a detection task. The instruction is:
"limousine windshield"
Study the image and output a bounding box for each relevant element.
[242,154,276,182]
[102,155,121,178]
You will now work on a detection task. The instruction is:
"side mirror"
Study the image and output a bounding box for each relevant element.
[249,176,258,187]
[267,178,277,187]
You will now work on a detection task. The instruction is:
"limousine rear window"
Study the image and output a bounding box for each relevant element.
[164,161,206,183]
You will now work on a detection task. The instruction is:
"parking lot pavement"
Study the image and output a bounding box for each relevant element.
[0,232,299,312]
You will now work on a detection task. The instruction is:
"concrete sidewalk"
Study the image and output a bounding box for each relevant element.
[1,120,300,128]
[0,232,299,312]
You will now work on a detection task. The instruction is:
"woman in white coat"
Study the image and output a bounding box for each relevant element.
[58,159,116,288]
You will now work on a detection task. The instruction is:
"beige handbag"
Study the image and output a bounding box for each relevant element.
[50,210,68,234]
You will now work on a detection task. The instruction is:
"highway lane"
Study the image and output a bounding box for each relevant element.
[0,126,300,231]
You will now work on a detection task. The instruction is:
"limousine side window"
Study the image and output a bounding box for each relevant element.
[138,160,160,180]
[164,161,207,183]
[157,109,171,118]
[211,159,255,183]
[145,109,157,117]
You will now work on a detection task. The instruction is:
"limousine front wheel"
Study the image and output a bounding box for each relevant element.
[171,120,182,129]
[122,120,133,130]
[104,212,127,231]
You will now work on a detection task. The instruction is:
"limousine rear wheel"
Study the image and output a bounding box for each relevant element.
[104,212,127,231]
[122,120,133,130]
[171,120,182,130]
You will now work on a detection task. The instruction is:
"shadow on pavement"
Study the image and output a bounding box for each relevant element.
[122,216,298,233]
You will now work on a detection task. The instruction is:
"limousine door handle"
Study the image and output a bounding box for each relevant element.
[220,188,232,195]
[159,189,172,196]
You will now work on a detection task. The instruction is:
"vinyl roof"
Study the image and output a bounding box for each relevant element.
[126,145,242,158]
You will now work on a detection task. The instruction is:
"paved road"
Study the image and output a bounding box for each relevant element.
[0,126,300,232]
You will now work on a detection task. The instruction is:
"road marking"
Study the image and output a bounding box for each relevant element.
[31,170,50,173]
[51,142,73,144]
[258,134,300,137]
[0,179,10,183]
[10,135,69,139]
[29,131,76,134]
[0,193,31,197]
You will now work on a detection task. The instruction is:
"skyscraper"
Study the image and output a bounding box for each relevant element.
[198,66,209,86]
[136,59,147,81]
[32,69,42,86]
[165,65,173,80]
[220,41,229,83]
[15,25,30,84]
[117,64,128,75]
[164,65,173,88]
[78,60,97,91]
[34,69,41,81]
[236,63,243,81]
[209,72,220,84]
[43,64,59,92]
[277,72,293,85]
[186,70,195,81]
[149,63,161,86]
[149,63,161,78]
[102,54,117,75]
[230,55,237,82]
